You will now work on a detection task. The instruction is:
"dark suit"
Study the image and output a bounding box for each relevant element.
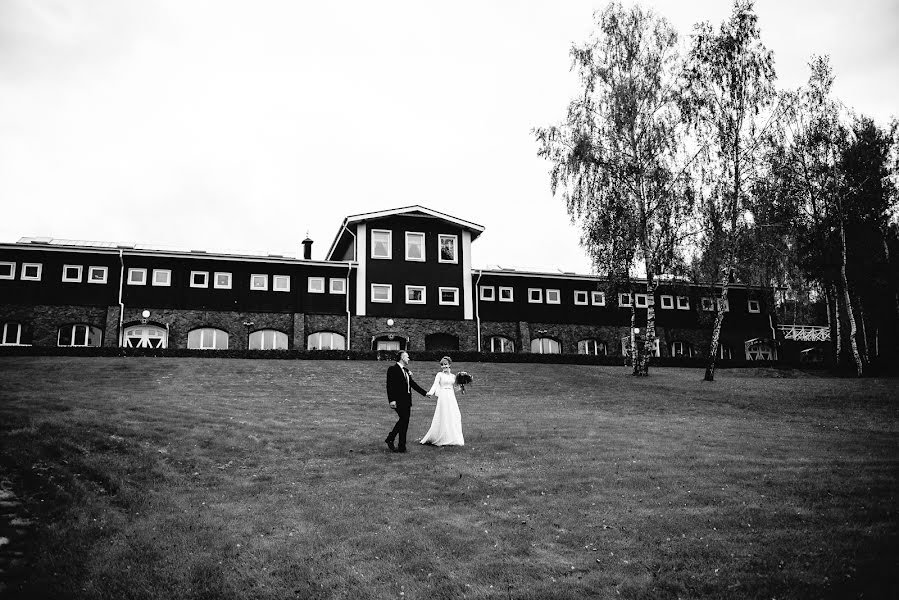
[386,362,428,451]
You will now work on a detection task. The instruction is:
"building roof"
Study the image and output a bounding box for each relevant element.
[9,237,349,267]
[325,205,485,261]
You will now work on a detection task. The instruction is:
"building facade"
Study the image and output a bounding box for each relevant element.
[0,205,779,360]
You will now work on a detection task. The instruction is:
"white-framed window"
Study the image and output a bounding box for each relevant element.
[578,339,607,356]
[591,291,606,306]
[187,328,228,350]
[660,295,674,309]
[701,297,715,311]
[371,283,392,303]
[499,287,514,302]
[0,262,15,280]
[528,288,543,303]
[619,293,632,307]
[62,265,82,283]
[438,234,458,263]
[718,298,730,312]
[273,275,290,292]
[123,325,167,349]
[489,336,515,353]
[57,324,102,347]
[2,322,23,345]
[718,344,733,360]
[531,337,561,354]
[480,286,496,301]
[574,291,588,305]
[371,229,392,259]
[748,299,761,313]
[21,263,42,281]
[152,269,171,287]
[406,285,426,304]
[249,329,289,350]
[439,287,459,305]
[670,341,693,357]
[330,278,346,294]
[634,293,649,308]
[87,266,108,284]
[250,274,268,291]
[308,277,325,293]
[676,296,690,310]
[307,331,346,350]
[405,232,425,261]
[214,272,232,289]
[127,268,147,286]
[190,271,209,288]
[546,289,561,304]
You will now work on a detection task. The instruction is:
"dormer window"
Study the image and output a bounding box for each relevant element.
[371,230,392,259]
[405,232,425,261]
[438,235,458,263]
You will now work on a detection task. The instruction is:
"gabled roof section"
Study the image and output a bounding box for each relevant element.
[325,205,485,261]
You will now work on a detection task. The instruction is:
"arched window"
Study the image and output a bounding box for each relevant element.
[2,322,27,345]
[249,329,289,350]
[188,328,229,350]
[745,339,775,360]
[670,341,693,358]
[577,339,606,356]
[58,324,102,347]
[489,336,515,353]
[307,331,345,350]
[531,337,561,354]
[124,325,167,348]
[372,335,405,352]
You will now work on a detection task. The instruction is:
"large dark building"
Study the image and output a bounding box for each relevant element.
[0,205,780,360]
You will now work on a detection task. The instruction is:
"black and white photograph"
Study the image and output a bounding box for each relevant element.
[1,0,897,598]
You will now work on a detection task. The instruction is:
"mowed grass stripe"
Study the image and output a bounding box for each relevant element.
[0,356,897,599]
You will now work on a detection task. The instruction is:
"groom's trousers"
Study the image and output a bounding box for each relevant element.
[388,403,411,450]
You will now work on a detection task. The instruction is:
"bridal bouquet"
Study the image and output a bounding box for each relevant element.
[455,371,473,394]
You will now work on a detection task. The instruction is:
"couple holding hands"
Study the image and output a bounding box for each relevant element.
[384,351,464,453]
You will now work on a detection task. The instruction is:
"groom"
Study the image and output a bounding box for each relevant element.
[385,350,429,453]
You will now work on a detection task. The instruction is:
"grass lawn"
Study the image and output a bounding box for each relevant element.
[0,356,897,599]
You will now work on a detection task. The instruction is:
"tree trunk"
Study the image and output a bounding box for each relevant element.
[634,270,656,377]
[833,284,843,366]
[858,299,870,364]
[839,219,864,376]
[629,304,638,369]
[704,282,730,382]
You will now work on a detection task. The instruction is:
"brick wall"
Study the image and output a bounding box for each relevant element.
[120,307,295,350]
[0,304,111,346]
[349,316,478,353]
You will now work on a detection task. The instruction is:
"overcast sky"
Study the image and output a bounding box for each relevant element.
[1,0,896,272]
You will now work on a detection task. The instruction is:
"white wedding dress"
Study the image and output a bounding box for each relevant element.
[419,371,464,446]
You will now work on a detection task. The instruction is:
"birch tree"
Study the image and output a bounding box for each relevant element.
[682,0,776,381]
[535,1,693,376]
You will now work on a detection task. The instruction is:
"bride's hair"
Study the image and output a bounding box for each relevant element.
[440,356,452,366]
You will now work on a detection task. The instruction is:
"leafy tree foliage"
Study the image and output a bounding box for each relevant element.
[681,0,777,381]
[535,1,693,376]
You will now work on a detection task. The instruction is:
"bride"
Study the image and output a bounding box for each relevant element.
[419,356,464,446]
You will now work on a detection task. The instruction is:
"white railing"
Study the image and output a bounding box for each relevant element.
[778,325,830,342]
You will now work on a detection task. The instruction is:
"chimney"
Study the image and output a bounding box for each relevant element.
[301,232,313,260]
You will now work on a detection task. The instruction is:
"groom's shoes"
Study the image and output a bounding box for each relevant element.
[396,447,407,453]
[385,438,396,452]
